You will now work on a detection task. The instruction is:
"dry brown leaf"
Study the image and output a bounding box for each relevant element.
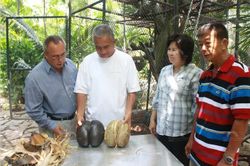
[2,132,71,166]
[30,133,48,146]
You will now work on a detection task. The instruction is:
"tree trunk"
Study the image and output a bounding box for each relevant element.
[152,1,175,81]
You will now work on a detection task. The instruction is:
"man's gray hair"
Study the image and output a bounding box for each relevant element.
[92,24,115,41]
[43,35,65,53]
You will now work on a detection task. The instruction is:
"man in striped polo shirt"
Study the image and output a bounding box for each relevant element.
[185,22,250,166]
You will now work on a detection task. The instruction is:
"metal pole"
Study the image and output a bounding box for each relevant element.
[146,68,151,111]
[71,0,102,16]
[123,3,126,51]
[234,0,240,59]
[6,18,13,119]
[67,0,72,58]
[17,0,20,15]
[102,0,106,23]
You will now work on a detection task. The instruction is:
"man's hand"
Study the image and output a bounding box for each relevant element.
[53,125,65,137]
[76,93,87,127]
[123,92,136,128]
[185,136,193,158]
[123,112,132,128]
[216,158,232,166]
[76,112,84,127]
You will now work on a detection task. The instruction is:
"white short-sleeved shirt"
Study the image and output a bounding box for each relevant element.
[74,49,140,126]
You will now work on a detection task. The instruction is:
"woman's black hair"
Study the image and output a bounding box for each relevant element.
[167,34,194,65]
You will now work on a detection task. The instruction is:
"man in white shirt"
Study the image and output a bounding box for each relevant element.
[74,24,140,127]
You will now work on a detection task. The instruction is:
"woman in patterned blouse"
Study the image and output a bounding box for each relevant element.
[149,34,202,166]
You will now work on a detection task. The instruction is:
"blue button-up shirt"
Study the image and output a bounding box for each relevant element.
[24,58,77,130]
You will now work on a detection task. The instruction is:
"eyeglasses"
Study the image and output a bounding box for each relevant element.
[51,52,67,60]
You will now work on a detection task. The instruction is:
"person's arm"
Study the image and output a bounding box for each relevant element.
[123,92,136,127]
[190,69,202,115]
[185,107,199,157]
[148,67,167,136]
[185,69,203,156]
[24,77,57,132]
[52,125,65,136]
[216,72,250,165]
[76,93,87,126]
[149,110,157,135]
[217,119,249,166]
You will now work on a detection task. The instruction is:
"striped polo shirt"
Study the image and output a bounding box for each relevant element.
[190,55,250,165]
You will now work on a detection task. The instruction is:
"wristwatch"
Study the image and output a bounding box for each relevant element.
[223,153,234,165]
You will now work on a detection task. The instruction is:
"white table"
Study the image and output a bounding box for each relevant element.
[62,134,183,166]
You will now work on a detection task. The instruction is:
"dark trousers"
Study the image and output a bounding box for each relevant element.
[157,133,190,166]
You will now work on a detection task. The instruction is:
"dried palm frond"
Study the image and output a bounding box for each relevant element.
[0,133,71,166]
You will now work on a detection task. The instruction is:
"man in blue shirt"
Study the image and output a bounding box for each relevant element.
[24,35,77,138]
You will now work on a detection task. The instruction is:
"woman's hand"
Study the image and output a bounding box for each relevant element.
[149,119,156,135]
[149,110,157,135]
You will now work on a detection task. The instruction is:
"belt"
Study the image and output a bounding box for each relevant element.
[46,112,75,121]
[157,133,191,142]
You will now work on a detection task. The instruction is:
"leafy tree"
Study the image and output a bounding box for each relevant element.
[121,0,250,80]
[0,0,67,109]
[237,3,250,66]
